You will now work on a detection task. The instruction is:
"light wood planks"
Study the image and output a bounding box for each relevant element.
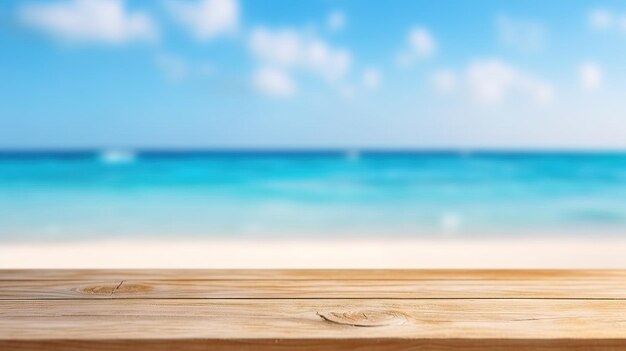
[3,299,626,339]
[3,278,626,299]
[2,270,626,350]
[5,339,626,351]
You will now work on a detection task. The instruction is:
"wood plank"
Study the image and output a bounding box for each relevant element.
[2,278,626,299]
[1,299,626,345]
[3,269,626,281]
[3,339,626,351]
[3,270,626,350]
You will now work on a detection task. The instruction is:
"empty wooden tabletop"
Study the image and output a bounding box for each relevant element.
[2,269,626,350]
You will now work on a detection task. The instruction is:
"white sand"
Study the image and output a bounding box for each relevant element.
[2,237,626,268]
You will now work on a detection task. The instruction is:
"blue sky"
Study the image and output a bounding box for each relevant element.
[1,0,626,149]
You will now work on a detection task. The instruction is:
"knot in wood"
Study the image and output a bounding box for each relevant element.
[317,310,409,327]
[77,282,152,295]
[77,284,117,295]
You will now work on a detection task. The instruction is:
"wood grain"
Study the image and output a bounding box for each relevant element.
[1,270,626,350]
[4,339,626,351]
[3,299,626,340]
[2,279,626,299]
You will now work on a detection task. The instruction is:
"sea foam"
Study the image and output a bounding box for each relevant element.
[99,149,136,165]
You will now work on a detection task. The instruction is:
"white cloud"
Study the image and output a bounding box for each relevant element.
[252,66,295,97]
[249,26,351,83]
[17,0,157,44]
[327,10,346,32]
[588,8,626,34]
[579,62,603,91]
[362,68,381,90]
[166,0,238,40]
[432,69,457,94]
[588,9,614,31]
[249,28,300,66]
[465,59,554,105]
[396,27,435,67]
[409,27,436,58]
[496,15,545,52]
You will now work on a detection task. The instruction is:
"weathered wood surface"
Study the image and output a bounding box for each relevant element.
[1,270,626,350]
[4,278,626,299]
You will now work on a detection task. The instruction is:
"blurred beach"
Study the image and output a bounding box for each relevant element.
[3,0,626,271]
[2,150,626,268]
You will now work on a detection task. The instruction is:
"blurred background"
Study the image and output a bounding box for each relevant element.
[1,0,626,267]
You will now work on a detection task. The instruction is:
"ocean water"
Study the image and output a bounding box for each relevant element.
[1,151,626,241]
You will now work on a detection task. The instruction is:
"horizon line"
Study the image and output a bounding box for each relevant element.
[2,147,626,155]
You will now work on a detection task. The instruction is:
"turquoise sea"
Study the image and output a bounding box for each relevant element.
[2,151,626,241]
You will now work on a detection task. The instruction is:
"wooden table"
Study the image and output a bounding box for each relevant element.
[2,270,626,350]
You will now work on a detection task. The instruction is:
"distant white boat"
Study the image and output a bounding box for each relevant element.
[99,149,136,164]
